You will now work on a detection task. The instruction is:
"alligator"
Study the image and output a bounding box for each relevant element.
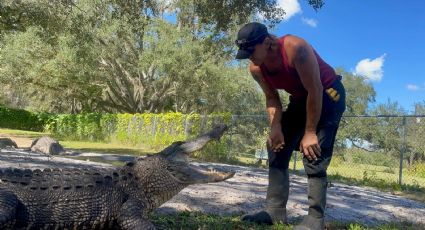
[0,125,234,230]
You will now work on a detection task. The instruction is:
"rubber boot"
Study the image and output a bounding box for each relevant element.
[293,177,327,230]
[241,167,289,225]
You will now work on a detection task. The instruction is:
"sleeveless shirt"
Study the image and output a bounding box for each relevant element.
[259,35,338,98]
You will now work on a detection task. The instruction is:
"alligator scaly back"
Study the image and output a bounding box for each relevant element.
[0,125,234,230]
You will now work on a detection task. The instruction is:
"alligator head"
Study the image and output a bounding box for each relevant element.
[128,124,235,208]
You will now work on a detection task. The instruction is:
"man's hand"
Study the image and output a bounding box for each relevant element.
[299,131,321,161]
[268,125,285,152]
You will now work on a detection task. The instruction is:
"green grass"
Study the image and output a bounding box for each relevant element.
[150,212,421,230]
[327,163,425,188]
[0,128,155,156]
[0,128,48,137]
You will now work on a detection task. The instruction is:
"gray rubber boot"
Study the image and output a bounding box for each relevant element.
[241,167,289,225]
[293,177,327,230]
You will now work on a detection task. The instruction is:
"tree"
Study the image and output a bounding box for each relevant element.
[333,69,376,149]
[0,0,75,37]
[370,100,407,154]
[0,5,104,113]
[0,0,325,114]
[406,102,425,165]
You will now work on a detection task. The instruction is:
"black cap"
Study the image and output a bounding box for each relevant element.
[235,22,269,59]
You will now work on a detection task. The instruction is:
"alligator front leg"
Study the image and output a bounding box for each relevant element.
[117,199,156,230]
[0,189,18,229]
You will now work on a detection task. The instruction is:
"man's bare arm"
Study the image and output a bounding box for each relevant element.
[249,63,285,151]
[286,35,323,160]
[249,63,282,127]
[286,36,322,134]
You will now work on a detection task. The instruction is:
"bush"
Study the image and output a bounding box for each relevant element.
[407,163,425,178]
[46,113,110,141]
[193,137,236,163]
[341,149,398,167]
[0,106,51,131]
[45,112,232,157]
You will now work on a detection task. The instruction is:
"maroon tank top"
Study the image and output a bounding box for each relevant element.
[260,35,338,98]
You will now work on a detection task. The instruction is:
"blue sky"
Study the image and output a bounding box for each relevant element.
[265,0,425,113]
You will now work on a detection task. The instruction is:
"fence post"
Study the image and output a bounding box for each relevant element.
[152,116,157,136]
[293,151,297,171]
[184,116,189,137]
[398,117,406,186]
[227,115,236,160]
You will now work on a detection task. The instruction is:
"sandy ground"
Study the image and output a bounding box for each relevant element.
[1,148,424,228]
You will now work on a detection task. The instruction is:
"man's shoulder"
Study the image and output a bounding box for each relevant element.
[283,34,307,47]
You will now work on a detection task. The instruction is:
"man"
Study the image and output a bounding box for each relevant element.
[235,22,345,230]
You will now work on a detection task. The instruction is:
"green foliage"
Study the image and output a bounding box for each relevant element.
[0,0,267,114]
[45,112,233,159]
[0,0,324,114]
[336,68,376,116]
[113,113,187,147]
[150,211,290,230]
[334,69,377,148]
[0,106,50,131]
[0,0,71,33]
[194,138,236,164]
[340,149,399,168]
[407,163,425,178]
[370,101,407,154]
[149,211,416,230]
[47,113,109,141]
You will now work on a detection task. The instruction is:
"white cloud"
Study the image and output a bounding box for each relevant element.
[258,0,302,22]
[277,0,302,21]
[354,54,387,82]
[407,84,420,91]
[302,17,318,27]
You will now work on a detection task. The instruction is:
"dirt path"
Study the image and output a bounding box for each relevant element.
[157,162,425,227]
[1,148,424,227]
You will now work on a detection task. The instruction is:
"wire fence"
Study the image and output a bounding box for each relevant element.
[67,113,424,190]
[225,115,425,189]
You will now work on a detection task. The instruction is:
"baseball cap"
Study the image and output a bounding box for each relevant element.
[235,22,269,59]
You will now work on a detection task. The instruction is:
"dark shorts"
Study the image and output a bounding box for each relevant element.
[268,78,346,178]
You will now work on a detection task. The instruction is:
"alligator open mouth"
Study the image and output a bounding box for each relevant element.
[158,124,235,184]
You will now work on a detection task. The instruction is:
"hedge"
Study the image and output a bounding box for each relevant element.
[0,107,234,159]
[45,112,232,146]
[0,106,51,131]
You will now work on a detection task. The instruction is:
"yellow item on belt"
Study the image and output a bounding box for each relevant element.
[326,88,340,102]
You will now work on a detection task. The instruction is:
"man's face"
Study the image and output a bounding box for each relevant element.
[249,41,268,66]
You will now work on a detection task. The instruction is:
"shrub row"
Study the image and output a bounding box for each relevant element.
[0,106,50,131]
[0,107,235,160]
[45,112,234,160]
